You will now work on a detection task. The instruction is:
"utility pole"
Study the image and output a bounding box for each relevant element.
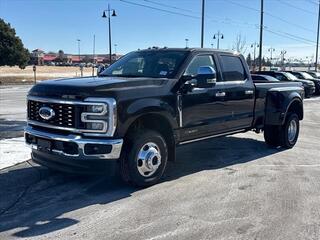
[259,0,264,71]
[315,0,320,72]
[251,42,259,71]
[213,31,224,49]
[201,0,205,48]
[268,47,275,67]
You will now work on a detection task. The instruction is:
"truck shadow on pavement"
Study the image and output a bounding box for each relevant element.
[0,135,283,238]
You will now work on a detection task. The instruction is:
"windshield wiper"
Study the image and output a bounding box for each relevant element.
[101,74,142,78]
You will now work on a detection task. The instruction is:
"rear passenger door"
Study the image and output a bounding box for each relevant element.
[217,54,255,131]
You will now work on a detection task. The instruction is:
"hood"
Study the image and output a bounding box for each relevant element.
[293,79,314,85]
[28,76,173,100]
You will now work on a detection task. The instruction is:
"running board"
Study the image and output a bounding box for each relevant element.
[179,129,247,145]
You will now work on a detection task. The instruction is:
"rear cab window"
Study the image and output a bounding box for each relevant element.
[220,55,246,81]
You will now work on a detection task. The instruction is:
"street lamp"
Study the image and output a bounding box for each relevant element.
[77,39,81,63]
[213,31,224,49]
[114,44,117,54]
[185,38,189,48]
[268,47,275,67]
[251,42,259,71]
[102,4,117,65]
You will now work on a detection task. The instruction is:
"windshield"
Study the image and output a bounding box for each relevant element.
[100,50,188,79]
[282,72,298,80]
[300,72,313,79]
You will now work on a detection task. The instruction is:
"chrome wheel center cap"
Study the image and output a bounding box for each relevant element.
[137,142,161,177]
[145,150,161,170]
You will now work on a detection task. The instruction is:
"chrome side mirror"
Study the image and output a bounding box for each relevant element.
[195,66,216,88]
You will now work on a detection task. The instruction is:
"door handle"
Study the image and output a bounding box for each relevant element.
[245,90,254,95]
[215,91,226,97]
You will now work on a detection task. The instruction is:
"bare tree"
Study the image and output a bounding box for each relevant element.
[232,34,247,54]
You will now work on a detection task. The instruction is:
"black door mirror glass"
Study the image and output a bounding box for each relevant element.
[195,66,216,88]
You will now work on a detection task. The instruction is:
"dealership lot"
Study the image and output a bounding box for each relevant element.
[0,85,320,239]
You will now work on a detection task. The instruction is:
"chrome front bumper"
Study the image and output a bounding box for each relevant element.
[25,126,123,160]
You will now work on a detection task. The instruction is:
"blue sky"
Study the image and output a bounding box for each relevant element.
[0,0,319,61]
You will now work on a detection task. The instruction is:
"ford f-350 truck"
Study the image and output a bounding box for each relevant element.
[25,48,304,187]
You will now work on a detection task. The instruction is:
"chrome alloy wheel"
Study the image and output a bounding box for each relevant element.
[288,119,297,144]
[137,142,161,177]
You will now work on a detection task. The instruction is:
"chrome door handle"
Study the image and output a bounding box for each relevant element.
[245,90,254,95]
[215,91,226,97]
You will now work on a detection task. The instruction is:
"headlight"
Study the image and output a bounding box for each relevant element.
[87,105,105,113]
[81,98,117,136]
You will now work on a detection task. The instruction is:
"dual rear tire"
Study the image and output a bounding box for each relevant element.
[264,113,300,148]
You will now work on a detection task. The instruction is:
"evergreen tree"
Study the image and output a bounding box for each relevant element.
[0,18,30,69]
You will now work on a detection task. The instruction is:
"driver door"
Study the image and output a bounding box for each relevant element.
[180,54,227,142]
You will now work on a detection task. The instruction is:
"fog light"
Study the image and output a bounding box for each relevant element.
[84,144,112,155]
[86,122,104,130]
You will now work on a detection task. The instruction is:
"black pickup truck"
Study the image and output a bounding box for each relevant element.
[25,48,304,187]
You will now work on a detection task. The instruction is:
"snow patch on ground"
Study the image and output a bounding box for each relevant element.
[0,137,31,170]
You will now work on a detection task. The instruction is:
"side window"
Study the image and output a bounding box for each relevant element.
[220,55,246,81]
[184,55,216,76]
[274,73,285,81]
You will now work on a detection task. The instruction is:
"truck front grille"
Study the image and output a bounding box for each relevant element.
[28,100,78,128]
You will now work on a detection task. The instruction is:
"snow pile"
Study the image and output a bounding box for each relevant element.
[0,137,31,169]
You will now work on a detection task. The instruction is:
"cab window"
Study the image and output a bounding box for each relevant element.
[220,55,246,81]
[184,55,216,76]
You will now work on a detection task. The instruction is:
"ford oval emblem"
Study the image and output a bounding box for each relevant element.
[39,107,55,120]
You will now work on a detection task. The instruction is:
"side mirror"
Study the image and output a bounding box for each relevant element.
[195,66,216,88]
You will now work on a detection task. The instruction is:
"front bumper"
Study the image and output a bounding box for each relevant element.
[305,86,315,96]
[25,126,123,174]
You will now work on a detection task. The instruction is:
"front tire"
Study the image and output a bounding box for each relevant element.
[120,129,168,187]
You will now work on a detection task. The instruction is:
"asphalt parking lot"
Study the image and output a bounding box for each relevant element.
[0,85,320,240]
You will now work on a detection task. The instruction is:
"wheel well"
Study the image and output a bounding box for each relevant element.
[287,100,303,120]
[125,114,176,161]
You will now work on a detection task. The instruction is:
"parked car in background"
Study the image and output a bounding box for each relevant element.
[286,71,320,95]
[307,71,320,79]
[251,74,279,83]
[253,71,315,97]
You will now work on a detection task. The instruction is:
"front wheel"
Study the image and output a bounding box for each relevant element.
[120,129,168,187]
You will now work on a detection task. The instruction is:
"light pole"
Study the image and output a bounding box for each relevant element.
[211,43,214,48]
[280,50,287,69]
[268,47,275,67]
[213,31,224,49]
[315,0,320,71]
[185,38,189,48]
[77,39,81,63]
[251,42,259,71]
[114,44,117,54]
[102,4,117,65]
[92,34,96,76]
